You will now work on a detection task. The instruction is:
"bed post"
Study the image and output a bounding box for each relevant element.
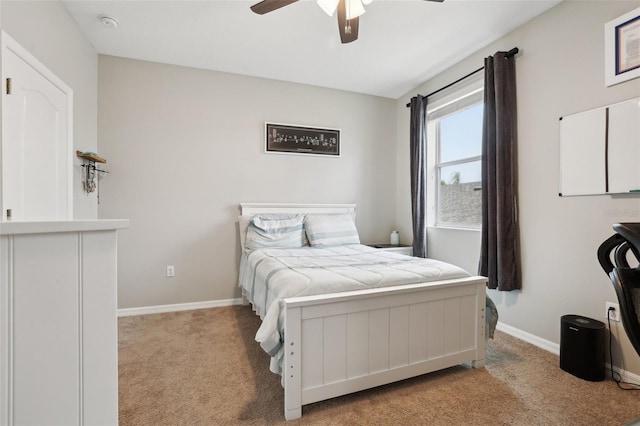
[472,281,486,368]
[283,304,302,420]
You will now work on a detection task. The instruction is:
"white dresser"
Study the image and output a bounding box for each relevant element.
[0,220,128,425]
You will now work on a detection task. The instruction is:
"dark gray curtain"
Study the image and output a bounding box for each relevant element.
[410,95,428,258]
[479,51,521,291]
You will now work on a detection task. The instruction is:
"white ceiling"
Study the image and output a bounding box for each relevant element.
[62,0,561,99]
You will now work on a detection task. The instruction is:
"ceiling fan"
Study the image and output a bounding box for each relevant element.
[250,0,445,44]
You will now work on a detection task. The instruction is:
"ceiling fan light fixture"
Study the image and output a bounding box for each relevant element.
[317,0,340,16]
[345,0,365,20]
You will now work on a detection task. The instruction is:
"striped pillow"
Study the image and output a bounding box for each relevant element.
[245,214,306,250]
[305,213,360,247]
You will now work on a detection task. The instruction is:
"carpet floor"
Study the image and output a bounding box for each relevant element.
[118,305,640,425]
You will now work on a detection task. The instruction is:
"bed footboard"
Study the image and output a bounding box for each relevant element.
[282,276,487,420]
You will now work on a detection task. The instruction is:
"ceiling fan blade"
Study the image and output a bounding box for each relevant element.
[250,0,299,15]
[337,0,359,44]
[424,0,445,2]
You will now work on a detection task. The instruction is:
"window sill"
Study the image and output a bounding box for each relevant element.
[428,225,481,232]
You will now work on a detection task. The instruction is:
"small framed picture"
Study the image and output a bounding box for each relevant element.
[265,122,340,157]
[605,7,640,87]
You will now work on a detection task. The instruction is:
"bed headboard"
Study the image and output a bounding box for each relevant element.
[240,203,356,217]
[238,203,357,251]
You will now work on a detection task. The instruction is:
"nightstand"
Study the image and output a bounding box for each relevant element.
[368,244,413,256]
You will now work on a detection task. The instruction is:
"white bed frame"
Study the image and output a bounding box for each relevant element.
[240,203,488,420]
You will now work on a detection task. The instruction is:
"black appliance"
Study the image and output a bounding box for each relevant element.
[560,314,605,381]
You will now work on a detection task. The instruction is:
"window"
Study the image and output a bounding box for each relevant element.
[427,80,483,229]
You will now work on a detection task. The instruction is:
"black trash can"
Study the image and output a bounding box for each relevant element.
[560,315,605,381]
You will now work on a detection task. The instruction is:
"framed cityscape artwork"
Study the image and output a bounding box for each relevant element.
[265,122,340,157]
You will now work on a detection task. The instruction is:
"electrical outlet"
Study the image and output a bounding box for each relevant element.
[606,302,620,322]
[166,265,175,277]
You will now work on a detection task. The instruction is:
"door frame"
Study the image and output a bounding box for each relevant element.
[1,31,74,220]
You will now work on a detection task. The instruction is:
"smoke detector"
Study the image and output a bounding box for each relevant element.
[100,15,119,29]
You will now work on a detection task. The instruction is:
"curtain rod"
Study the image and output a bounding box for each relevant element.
[405,47,519,108]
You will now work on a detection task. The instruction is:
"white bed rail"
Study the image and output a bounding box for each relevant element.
[282,276,487,420]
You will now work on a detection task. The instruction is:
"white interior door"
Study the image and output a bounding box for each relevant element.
[2,32,73,221]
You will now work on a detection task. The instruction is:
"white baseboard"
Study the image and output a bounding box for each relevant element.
[496,321,560,355]
[606,362,640,384]
[497,321,640,384]
[117,298,243,317]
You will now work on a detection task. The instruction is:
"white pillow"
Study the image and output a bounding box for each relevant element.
[245,214,306,250]
[305,213,360,247]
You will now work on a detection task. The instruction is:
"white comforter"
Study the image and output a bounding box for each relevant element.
[238,244,471,374]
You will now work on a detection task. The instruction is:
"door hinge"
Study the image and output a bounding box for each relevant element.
[5,78,11,95]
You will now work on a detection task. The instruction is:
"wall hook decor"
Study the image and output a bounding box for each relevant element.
[76,150,109,195]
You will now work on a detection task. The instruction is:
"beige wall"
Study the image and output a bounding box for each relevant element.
[1,0,99,219]
[0,3,2,209]
[396,0,640,375]
[97,56,397,308]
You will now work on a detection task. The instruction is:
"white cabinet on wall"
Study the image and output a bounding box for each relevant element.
[559,97,640,196]
[608,100,640,193]
[0,220,128,425]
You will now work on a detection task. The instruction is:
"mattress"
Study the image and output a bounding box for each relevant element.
[238,244,471,374]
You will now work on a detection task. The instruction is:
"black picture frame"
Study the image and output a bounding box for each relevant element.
[615,15,640,75]
[605,7,640,86]
[265,122,340,157]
